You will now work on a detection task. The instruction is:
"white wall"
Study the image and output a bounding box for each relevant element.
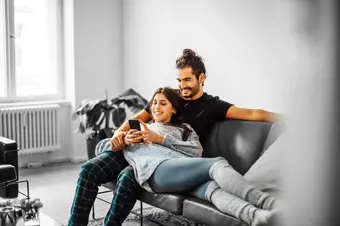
[62,0,296,163]
[122,0,293,112]
[64,0,123,162]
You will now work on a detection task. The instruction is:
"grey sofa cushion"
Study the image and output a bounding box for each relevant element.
[202,120,272,175]
[102,181,185,214]
[138,189,186,214]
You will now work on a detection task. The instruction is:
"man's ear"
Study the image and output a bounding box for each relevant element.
[199,73,206,85]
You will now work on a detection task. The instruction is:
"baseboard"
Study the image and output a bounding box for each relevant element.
[19,156,73,168]
[70,155,88,163]
[19,155,87,168]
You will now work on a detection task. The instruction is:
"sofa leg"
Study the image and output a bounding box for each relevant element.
[140,201,143,226]
[92,203,96,220]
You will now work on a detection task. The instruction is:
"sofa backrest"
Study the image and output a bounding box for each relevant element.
[202,120,272,175]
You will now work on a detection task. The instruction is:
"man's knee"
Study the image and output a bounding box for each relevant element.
[79,154,108,177]
[117,166,138,187]
[81,151,126,173]
[79,160,97,178]
[118,166,135,180]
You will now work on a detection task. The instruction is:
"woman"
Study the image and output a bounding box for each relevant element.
[121,87,277,226]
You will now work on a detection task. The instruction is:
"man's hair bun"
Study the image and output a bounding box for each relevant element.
[182,49,196,57]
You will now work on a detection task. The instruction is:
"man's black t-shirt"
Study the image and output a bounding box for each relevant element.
[144,92,233,143]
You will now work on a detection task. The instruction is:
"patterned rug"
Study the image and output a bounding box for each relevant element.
[88,207,204,226]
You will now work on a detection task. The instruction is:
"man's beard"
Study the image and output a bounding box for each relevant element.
[180,81,200,98]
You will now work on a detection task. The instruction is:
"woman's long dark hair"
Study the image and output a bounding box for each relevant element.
[149,87,192,141]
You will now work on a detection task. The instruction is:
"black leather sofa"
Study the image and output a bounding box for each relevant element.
[99,119,282,226]
[0,137,19,198]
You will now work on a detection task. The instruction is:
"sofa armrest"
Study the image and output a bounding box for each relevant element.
[261,121,285,154]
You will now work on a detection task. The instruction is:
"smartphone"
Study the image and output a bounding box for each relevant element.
[128,119,141,131]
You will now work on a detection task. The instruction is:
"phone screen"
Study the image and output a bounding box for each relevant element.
[129,120,141,131]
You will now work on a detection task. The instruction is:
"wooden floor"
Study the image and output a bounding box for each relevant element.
[18,162,142,225]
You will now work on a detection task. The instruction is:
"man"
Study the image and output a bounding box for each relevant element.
[68,49,280,226]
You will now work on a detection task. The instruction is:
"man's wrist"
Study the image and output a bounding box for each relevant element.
[122,132,127,145]
[114,129,125,136]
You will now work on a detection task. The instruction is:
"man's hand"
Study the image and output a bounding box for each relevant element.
[124,129,143,145]
[110,110,153,150]
[111,131,126,151]
[138,120,164,144]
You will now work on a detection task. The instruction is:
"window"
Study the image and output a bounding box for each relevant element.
[0,0,62,102]
[0,1,7,98]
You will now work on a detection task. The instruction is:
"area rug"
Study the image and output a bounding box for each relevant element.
[88,207,205,226]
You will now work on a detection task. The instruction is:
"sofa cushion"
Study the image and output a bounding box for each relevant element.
[102,181,185,214]
[202,120,272,175]
[0,165,17,184]
[138,189,186,215]
[183,198,247,226]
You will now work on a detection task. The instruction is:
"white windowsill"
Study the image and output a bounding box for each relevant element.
[0,100,71,108]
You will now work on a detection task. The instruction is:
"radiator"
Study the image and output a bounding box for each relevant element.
[0,104,61,155]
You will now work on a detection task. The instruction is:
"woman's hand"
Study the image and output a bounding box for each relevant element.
[124,129,143,146]
[138,120,164,144]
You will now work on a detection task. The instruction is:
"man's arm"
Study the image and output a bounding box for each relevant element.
[226,106,282,122]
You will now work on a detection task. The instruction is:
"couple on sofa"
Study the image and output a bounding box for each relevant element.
[68,49,282,226]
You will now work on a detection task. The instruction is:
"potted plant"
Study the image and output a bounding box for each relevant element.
[73,88,148,159]
[0,198,43,226]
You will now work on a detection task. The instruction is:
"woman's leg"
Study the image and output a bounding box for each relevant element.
[209,158,276,210]
[148,157,220,193]
[189,181,273,226]
[148,157,275,210]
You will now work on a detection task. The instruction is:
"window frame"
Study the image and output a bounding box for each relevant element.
[0,0,64,103]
